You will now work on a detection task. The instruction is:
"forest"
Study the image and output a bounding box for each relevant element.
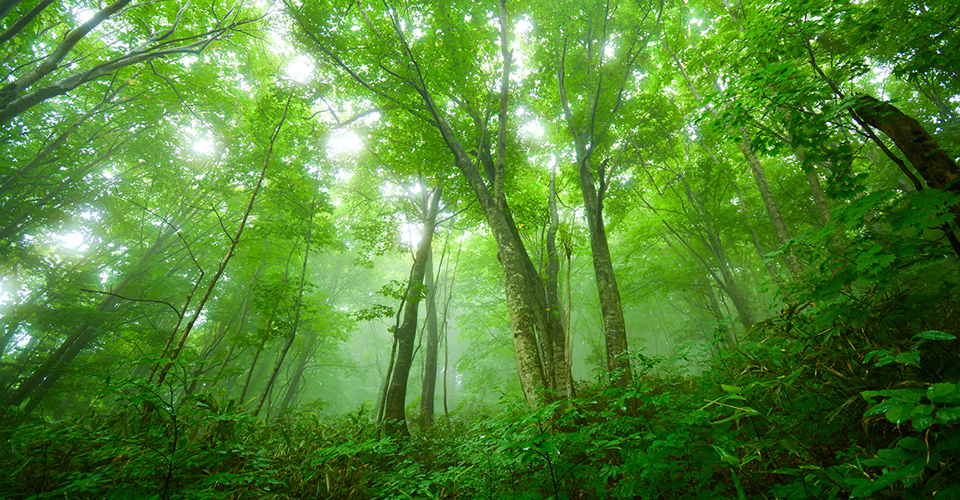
[0,0,958,498]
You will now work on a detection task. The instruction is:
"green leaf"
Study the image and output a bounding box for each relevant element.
[935,406,960,424]
[927,383,960,403]
[864,399,897,417]
[913,330,956,341]
[898,437,927,452]
[911,404,934,431]
[712,445,741,467]
[934,483,960,498]
[878,351,921,368]
[885,403,914,425]
[721,384,742,394]
[862,388,925,404]
[850,469,902,497]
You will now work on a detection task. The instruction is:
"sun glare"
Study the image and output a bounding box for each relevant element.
[328,130,363,156]
[285,55,315,84]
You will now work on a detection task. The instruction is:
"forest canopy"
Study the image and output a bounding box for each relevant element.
[1,0,958,498]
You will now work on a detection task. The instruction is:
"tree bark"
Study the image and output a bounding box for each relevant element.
[736,130,802,276]
[667,39,801,276]
[556,24,634,388]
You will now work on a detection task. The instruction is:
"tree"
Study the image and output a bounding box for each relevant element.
[288,0,564,403]
[382,185,441,436]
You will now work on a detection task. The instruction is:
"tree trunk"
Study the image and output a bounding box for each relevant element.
[854,95,960,195]
[383,186,442,437]
[556,31,633,388]
[578,157,632,387]
[418,248,439,426]
[546,167,574,399]
[292,0,552,404]
[278,329,320,409]
[154,96,291,388]
[238,339,267,407]
[737,130,802,276]
[667,39,801,276]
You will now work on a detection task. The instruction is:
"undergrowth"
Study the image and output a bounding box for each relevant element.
[2,282,957,500]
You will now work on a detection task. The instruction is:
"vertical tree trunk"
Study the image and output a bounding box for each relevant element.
[383,186,442,437]
[578,157,632,387]
[418,248,439,426]
[238,339,266,406]
[546,168,574,398]
[668,40,801,276]
[736,131,802,276]
[698,138,781,278]
[292,0,553,404]
[556,25,634,388]
[154,96,292,388]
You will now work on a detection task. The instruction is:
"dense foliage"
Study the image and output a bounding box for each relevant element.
[1,0,958,498]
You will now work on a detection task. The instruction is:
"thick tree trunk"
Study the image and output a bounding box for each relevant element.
[805,167,831,225]
[414,0,548,404]
[383,187,441,437]
[293,0,552,404]
[854,95,960,195]
[556,27,633,388]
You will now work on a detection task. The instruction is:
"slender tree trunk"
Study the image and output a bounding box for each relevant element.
[418,248,439,426]
[279,329,320,409]
[736,131,802,275]
[698,138,781,278]
[546,167,573,398]
[804,165,831,226]
[239,339,266,406]
[383,187,442,437]
[254,168,321,417]
[677,170,755,330]
[668,39,801,276]
[209,261,265,389]
[440,236,460,420]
